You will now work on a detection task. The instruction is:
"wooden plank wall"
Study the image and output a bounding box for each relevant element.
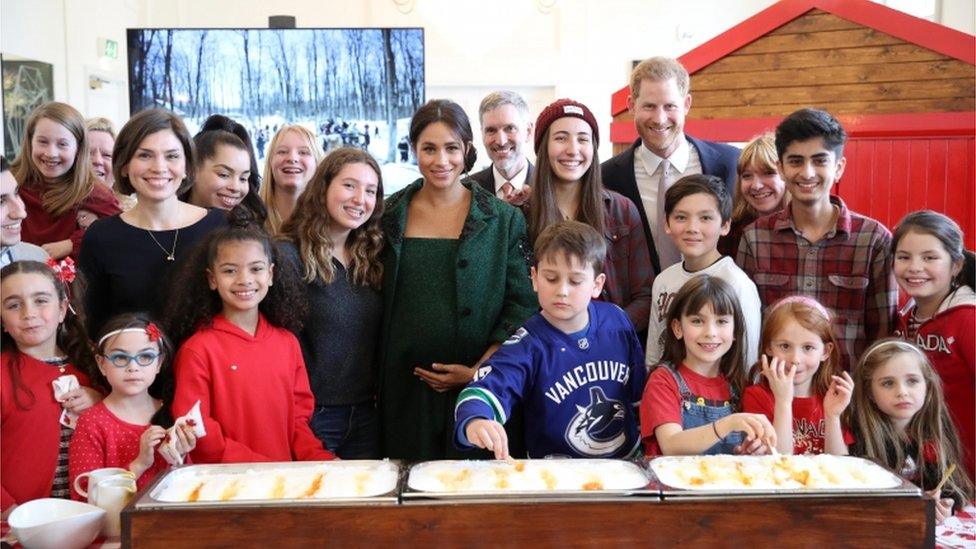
[690,10,976,120]
[838,136,975,249]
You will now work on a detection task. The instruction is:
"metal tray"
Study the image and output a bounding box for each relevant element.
[131,460,404,509]
[401,459,661,502]
[647,455,922,500]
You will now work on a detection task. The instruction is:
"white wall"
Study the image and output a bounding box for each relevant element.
[2,0,973,164]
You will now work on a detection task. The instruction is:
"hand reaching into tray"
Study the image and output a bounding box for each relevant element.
[465,418,510,460]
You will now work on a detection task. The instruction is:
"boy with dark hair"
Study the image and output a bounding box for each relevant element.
[454,221,644,459]
[0,156,48,267]
[738,108,896,371]
[645,174,760,367]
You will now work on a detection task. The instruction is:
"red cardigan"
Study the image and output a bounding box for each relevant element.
[20,182,121,258]
[1,352,92,510]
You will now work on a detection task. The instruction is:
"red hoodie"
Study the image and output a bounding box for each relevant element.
[895,285,975,481]
[172,314,334,464]
[20,182,121,258]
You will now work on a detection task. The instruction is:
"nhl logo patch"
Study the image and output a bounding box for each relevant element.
[577,337,589,350]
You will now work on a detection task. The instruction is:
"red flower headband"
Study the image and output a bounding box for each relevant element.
[145,322,161,342]
[46,257,77,285]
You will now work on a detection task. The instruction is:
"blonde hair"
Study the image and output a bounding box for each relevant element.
[279,147,384,289]
[630,57,690,98]
[12,102,95,216]
[85,117,116,138]
[260,126,323,235]
[851,339,973,506]
[731,133,788,224]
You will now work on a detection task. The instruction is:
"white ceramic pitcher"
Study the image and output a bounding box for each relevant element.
[73,467,134,504]
[90,476,137,537]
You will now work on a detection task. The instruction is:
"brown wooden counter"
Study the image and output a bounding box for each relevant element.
[123,495,933,548]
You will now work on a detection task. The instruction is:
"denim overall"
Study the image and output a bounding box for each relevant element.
[668,368,743,455]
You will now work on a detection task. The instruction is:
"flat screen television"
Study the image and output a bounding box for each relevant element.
[126,27,424,191]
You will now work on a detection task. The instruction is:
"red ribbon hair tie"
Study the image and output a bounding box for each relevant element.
[145,322,161,342]
[46,257,77,285]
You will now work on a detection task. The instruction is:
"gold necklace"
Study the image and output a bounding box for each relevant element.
[146,228,179,261]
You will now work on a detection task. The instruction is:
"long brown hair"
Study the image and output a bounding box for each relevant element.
[850,339,972,506]
[748,297,841,398]
[11,102,94,216]
[280,147,384,289]
[0,260,99,409]
[660,275,747,400]
[527,125,604,245]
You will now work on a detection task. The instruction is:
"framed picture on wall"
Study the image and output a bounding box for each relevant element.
[2,55,55,160]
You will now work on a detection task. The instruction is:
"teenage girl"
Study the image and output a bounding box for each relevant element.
[259,125,322,235]
[165,212,334,463]
[527,99,653,333]
[12,102,120,259]
[185,114,267,221]
[1,260,101,513]
[742,296,854,455]
[79,108,226,335]
[718,133,787,257]
[892,210,975,480]
[69,313,195,497]
[851,339,973,524]
[641,275,775,455]
[279,147,384,459]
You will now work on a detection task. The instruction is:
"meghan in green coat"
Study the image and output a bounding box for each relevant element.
[378,101,536,461]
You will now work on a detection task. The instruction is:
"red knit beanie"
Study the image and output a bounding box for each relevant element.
[533,98,599,153]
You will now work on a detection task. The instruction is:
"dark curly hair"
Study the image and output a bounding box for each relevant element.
[1,260,101,408]
[163,208,307,347]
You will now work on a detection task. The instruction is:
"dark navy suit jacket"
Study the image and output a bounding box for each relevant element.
[466,162,535,195]
[601,136,740,274]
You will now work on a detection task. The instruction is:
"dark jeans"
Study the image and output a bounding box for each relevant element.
[310,401,381,459]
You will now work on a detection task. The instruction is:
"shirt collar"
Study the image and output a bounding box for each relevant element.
[636,136,690,174]
[776,195,852,237]
[492,163,529,191]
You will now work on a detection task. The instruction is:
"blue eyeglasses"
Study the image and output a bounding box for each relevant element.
[103,351,160,368]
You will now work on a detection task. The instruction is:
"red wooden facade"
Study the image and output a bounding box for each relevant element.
[610,0,976,247]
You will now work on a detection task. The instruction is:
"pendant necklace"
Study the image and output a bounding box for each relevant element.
[147,228,179,261]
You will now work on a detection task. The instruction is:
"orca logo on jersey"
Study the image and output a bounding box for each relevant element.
[504,327,529,346]
[564,386,626,456]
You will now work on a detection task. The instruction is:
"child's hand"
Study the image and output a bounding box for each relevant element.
[760,354,795,403]
[131,426,167,476]
[173,423,197,455]
[60,386,103,415]
[465,418,509,460]
[721,413,777,450]
[76,209,98,229]
[414,363,476,392]
[927,489,954,524]
[41,239,73,259]
[823,371,854,418]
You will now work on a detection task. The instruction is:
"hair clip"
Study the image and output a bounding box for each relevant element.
[145,322,161,342]
[47,257,77,284]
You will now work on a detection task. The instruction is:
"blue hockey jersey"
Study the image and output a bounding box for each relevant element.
[454,301,645,458]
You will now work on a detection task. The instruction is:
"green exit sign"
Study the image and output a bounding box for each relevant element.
[99,38,118,59]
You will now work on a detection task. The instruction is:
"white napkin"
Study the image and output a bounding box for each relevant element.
[162,401,207,465]
[52,375,79,429]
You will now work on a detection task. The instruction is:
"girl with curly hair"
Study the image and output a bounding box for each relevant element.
[165,210,333,463]
[278,147,384,458]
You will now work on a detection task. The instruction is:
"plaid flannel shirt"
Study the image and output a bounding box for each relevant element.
[737,195,896,370]
[602,190,654,333]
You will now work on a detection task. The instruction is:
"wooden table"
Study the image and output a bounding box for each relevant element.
[123,495,932,548]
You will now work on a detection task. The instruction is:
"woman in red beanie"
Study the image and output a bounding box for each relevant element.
[526,99,653,335]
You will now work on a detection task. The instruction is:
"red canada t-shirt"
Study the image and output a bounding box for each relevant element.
[741,383,855,454]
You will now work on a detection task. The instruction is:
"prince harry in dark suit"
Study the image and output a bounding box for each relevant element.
[602,57,740,274]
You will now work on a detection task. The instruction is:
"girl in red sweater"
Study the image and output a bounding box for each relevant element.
[165,210,334,463]
[892,210,975,481]
[11,102,120,259]
[1,260,101,514]
[69,314,196,499]
[742,296,854,455]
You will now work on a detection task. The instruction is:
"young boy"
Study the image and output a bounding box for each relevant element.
[0,156,47,268]
[454,221,645,459]
[737,108,896,371]
[645,174,761,368]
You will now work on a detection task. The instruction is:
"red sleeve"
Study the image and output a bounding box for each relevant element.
[71,183,121,258]
[173,345,272,464]
[1,358,13,511]
[741,384,774,421]
[68,410,108,500]
[639,367,682,453]
[288,338,334,461]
